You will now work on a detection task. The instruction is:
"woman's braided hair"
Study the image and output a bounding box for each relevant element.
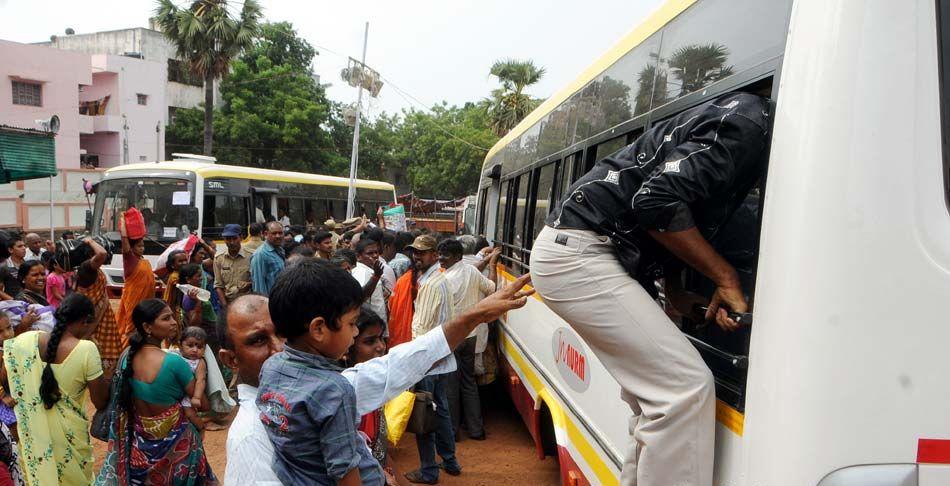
[39,293,94,409]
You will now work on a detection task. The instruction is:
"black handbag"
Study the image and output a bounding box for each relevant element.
[405,390,437,435]
[90,348,128,441]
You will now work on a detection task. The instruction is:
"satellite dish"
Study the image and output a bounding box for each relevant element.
[48,115,60,134]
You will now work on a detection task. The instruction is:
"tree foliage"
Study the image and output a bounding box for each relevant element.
[154,0,262,154]
[483,58,545,136]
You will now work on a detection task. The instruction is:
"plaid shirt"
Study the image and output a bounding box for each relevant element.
[257,345,384,485]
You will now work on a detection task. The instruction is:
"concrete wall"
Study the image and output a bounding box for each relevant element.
[0,39,92,169]
[0,168,104,231]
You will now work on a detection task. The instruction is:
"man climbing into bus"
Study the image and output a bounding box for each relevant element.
[530,91,770,486]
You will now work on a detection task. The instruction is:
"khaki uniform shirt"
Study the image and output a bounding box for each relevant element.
[213,249,252,303]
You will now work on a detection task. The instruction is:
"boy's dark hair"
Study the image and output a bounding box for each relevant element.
[178,263,202,283]
[333,248,357,267]
[269,259,362,337]
[181,326,208,343]
[249,222,263,237]
[354,238,378,256]
[313,230,332,245]
[363,227,384,243]
[437,238,463,259]
[395,231,414,253]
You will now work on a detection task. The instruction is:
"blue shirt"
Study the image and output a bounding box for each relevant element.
[250,241,285,295]
[257,345,384,485]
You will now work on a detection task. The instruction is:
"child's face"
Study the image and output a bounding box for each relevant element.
[321,307,360,360]
[186,272,202,286]
[181,336,205,359]
[0,317,13,342]
[352,323,386,364]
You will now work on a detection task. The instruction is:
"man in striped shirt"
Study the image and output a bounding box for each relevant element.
[405,235,461,484]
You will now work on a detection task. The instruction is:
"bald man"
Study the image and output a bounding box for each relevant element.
[23,233,45,261]
[221,274,534,485]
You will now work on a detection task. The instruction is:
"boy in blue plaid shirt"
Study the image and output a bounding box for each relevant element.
[257,259,383,485]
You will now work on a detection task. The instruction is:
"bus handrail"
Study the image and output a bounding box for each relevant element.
[684,335,748,370]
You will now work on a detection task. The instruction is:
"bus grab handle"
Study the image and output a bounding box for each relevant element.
[684,335,749,370]
[694,306,753,327]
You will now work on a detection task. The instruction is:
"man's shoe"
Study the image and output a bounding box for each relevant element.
[438,462,462,476]
[468,433,486,441]
[404,470,439,484]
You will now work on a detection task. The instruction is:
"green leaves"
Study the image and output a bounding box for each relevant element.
[484,58,545,136]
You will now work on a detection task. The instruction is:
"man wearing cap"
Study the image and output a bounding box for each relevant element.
[404,234,462,484]
[214,224,252,307]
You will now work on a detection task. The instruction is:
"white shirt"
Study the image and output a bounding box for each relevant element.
[24,248,45,262]
[279,216,291,228]
[352,262,389,325]
[224,326,456,485]
[378,257,396,298]
[444,261,495,350]
[411,264,454,339]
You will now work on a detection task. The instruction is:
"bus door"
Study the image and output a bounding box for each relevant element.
[251,186,278,223]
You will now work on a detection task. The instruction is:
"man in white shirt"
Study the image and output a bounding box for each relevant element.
[439,239,501,441]
[351,238,390,328]
[219,276,535,485]
[23,233,45,261]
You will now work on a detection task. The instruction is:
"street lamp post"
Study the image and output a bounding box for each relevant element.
[345,22,369,220]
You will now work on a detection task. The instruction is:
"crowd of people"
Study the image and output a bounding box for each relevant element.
[0,213,527,485]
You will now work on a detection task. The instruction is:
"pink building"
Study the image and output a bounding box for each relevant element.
[0,39,166,232]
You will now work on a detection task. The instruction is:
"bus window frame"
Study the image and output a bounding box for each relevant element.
[937,0,950,212]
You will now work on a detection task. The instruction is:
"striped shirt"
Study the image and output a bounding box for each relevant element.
[410,264,455,339]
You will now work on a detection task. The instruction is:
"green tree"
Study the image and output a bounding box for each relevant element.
[483,58,546,136]
[398,103,498,198]
[241,21,317,74]
[667,43,734,97]
[154,0,262,155]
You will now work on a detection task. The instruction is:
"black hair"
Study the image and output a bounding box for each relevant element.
[355,238,379,256]
[122,299,168,408]
[76,260,98,288]
[290,245,315,258]
[380,231,396,248]
[301,231,315,244]
[40,250,55,271]
[281,240,299,255]
[40,293,94,409]
[343,230,355,241]
[17,260,44,286]
[181,326,207,344]
[128,237,144,247]
[249,222,263,237]
[5,238,19,251]
[165,249,185,272]
[269,259,362,337]
[395,231,415,253]
[333,248,357,267]
[474,236,490,253]
[363,227,384,243]
[437,238,464,259]
[313,230,332,245]
[0,231,11,261]
[178,263,202,284]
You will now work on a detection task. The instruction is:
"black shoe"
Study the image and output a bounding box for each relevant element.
[405,470,439,484]
[468,433,486,441]
[438,462,462,476]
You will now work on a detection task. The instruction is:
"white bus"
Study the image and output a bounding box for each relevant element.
[89,154,396,291]
[476,0,950,484]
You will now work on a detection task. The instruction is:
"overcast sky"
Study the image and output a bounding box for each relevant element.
[0,0,665,118]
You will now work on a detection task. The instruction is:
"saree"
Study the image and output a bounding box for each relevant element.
[78,270,123,368]
[387,271,415,347]
[116,258,155,349]
[4,332,102,486]
[95,356,217,485]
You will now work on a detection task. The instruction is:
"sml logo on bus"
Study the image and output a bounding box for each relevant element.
[206,181,226,190]
[555,335,586,382]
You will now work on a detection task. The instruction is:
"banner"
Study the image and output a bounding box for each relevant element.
[383,204,407,232]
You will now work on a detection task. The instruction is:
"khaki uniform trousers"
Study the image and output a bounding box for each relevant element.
[530,226,715,486]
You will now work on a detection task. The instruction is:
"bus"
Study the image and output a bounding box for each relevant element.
[476,0,950,484]
[89,154,396,289]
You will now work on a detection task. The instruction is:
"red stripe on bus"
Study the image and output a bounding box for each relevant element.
[918,439,950,464]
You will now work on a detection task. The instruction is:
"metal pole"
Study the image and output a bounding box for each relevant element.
[345,22,369,220]
[156,121,161,162]
[49,174,54,241]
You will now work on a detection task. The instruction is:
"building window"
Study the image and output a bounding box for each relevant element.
[137,94,148,105]
[11,81,41,106]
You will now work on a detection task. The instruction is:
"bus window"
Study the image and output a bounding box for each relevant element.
[476,188,487,235]
[202,195,250,238]
[511,174,530,253]
[531,163,556,242]
[495,180,510,244]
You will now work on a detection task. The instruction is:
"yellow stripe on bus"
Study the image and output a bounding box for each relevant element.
[501,334,620,486]
[498,266,747,439]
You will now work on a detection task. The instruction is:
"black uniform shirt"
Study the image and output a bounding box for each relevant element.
[548,92,771,278]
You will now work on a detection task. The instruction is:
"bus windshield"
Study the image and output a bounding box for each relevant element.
[94,177,195,243]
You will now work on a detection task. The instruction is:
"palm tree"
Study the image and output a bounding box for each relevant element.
[154,0,262,155]
[484,58,545,136]
[667,43,734,97]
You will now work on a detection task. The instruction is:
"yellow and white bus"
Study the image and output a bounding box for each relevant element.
[477,0,950,484]
[90,154,395,288]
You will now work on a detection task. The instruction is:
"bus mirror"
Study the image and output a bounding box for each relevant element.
[185,207,199,230]
[84,210,92,232]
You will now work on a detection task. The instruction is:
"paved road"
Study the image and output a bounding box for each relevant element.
[93,382,561,485]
